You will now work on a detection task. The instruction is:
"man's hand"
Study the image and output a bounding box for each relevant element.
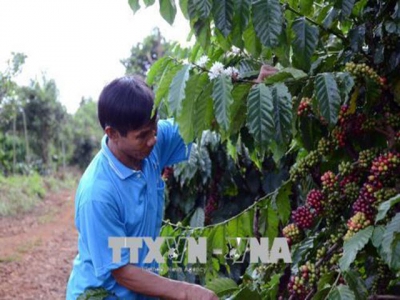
[182,284,218,300]
[255,64,278,83]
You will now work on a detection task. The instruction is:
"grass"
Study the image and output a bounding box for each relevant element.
[0,169,79,217]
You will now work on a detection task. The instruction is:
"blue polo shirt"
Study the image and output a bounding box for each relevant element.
[66,119,190,300]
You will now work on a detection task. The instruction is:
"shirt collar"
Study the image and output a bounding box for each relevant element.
[101,135,137,180]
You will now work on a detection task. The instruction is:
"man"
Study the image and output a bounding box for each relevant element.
[66,66,277,299]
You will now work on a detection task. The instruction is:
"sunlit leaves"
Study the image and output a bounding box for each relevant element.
[128,0,140,13]
[159,0,177,25]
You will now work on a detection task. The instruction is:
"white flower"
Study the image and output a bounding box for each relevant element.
[208,61,225,80]
[196,55,209,68]
[231,46,241,55]
[223,66,239,78]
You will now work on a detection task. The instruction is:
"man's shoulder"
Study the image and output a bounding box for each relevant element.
[76,155,118,205]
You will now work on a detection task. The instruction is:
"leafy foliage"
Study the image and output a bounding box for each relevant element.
[129,0,400,298]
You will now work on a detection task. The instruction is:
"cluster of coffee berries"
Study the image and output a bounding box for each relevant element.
[299,262,318,285]
[344,212,371,240]
[338,161,354,176]
[372,259,393,294]
[342,181,360,203]
[344,62,381,85]
[358,148,380,169]
[383,112,400,129]
[352,180,382,220]
[332,127,346,147]
[316,246,327,260]
[292,206,315,229]
[289,151,321,181]
[373,187,397,207]
[283,223,303,245]
[321,171,339,192]
[370,151,400,179]
[306,189,325,215]
[317,137,334,156]
[288,274,309,298]
[297,97,312,116]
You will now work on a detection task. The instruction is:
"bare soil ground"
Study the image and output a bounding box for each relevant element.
[0,189,77,299]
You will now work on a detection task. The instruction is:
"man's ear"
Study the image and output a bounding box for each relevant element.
[105,126,120,142]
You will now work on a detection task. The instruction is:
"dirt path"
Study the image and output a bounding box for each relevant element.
[0,189,78,299]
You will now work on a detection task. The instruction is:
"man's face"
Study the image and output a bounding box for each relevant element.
[111,120,158,164]
[118,122,157,160]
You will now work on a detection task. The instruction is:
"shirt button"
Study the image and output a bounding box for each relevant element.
[136,174,141,178]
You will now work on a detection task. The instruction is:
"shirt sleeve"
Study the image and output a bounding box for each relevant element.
[76,199,130,280]
[156,119,192,169]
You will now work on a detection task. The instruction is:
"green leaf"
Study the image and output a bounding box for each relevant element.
[271,83,292,145]
[317,272,336,291]
[371,225,385,248]
[243,21,261,57]
[190,207,205,227]
[314,73,341,126]
[193,19,211,50]
[159,0,177,25]
[246,84,274,149]
[252,0,282,48]
[128,0,141,13]
[188,0,212,19]
[327,284,356,300]
[143,0,156,6]
[381,213,400,269]
[342,270,368,300]
[205,277,239,297]
[299,0,313,15]
[168,64,191,116]
[291,17,319,71]
[231,286,262,300]
[272,181,292,224]
[265,204,279,241]
[146,57,174,86]
[230,0,251,47]
[177,73,209,143]
[240,210,254,237]
[264,67,307,84]
[341,0,355,18]
[179,0,189,19]
[212,75,234,132]
[230,83,252,135]
[339,226,373,271]
[212,0,235,37]
[335,72,355,103]
[352,0,367,17]
[154,64,182,110]
[193,82,214,139]
[375,194,400,223]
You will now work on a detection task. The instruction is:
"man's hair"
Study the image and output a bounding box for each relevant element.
[98,76,156,136]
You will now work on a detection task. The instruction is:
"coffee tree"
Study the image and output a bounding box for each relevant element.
[129,0,400,299]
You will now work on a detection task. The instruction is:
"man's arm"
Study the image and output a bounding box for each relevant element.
[254,64,278,83]
[112,264,218,300]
